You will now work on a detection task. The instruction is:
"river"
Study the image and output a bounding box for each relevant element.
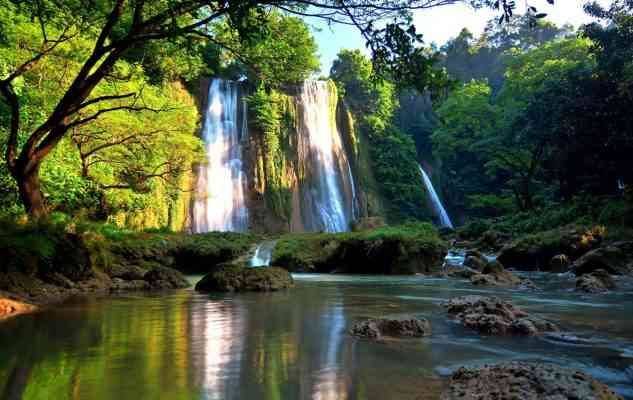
[1,273,632,399]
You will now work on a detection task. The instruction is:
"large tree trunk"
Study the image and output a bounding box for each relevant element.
[14,163,46,218]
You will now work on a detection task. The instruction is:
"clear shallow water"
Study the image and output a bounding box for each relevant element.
[1,273,633,399]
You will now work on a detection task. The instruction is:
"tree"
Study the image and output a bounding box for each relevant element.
[212,10,319,87]
[0,0,556,217]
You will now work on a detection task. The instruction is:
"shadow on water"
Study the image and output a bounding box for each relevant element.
[1,274,633,399]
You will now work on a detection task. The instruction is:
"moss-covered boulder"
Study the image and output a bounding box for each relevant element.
[107,232,260,274]
[498,225,602,271]
[572,241,633,276]
[272,223,447,274]
[195,266,294,292]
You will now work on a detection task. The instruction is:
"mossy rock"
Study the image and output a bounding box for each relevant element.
[272,223,447,274]
[195,266,294,292]
[498,225,599,271]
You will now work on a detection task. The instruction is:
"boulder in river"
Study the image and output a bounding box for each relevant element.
[444,296,558,336]
[498,225,602,271]
[576,269,616,293]
[549,254,571,273]
[441,362,622,400]
[195,266,294,292]
[572,241,633,276]
[350,317,431,340]
[469,260,536,289]
[463,250,488,271]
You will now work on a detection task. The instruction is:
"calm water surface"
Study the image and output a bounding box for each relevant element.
[1,273,633,400]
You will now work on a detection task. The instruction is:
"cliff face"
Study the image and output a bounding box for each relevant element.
[190,79,367,234]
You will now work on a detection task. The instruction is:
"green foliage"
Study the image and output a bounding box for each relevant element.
[458,197,633,239]
[0,6,202,228]
[213,10,319,87]
[330,49,431,223]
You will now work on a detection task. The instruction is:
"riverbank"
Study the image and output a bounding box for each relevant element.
[0,217,448,307]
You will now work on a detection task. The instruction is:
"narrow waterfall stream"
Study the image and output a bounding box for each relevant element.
[193,79,248,233]
[419,165,453,228]
[249,241,277,267]
[298,81,356,232]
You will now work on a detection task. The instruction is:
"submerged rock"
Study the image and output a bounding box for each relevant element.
[350,317,431,340]
[576,269,616,293]
[195,266,293,292]
[572,242,633,276]
[441,362,622,400]
[444,296,558,336]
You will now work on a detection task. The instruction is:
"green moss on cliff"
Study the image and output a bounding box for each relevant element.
[247,86,297,221]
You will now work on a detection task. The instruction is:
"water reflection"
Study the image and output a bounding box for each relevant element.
[0,275,632,399]
[190,299,245,399]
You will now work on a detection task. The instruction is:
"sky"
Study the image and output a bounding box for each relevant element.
[308,0,608,75]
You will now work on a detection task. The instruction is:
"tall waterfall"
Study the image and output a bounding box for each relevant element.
[298,81,356,232]
[419,166,453,228]
[193,79,248,233]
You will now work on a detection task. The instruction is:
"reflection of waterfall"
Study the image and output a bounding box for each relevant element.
[249,241,277,267]
[419,166,453,228]
[193,79,248,233]
[190,300,245,399]
[312,302,347,400]
[298,81,356,233]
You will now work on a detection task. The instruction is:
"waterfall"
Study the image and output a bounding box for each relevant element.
[298,81,356,233]
[193,79,248,233]
[419,165,453,228]
[249,240,277,267]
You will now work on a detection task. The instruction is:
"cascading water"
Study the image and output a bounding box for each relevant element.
[419,165,453,228]
[298,81,356,233]
[249,240,277,267]
[193,79,248,233]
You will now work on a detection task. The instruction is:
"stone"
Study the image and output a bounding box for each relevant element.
[576,269,616,293]
[108,264,147,281]
[111,278,150,291]
[444,296,558,336]
[195,266,294,292]
[463,251,488,271]
[143,266,190,289]
[350,317,431,340]
[469,260,536,289]
[549,254,571,273]
[572,242,633,276]
[441,362,622,400]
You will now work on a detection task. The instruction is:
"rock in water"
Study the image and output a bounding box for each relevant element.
[576,269,616,293]
[350,317,431,340]
[443,296,558,336]
[572,241,633,276]
[463,250,488,271]
[469,260,536,289]
[195,266,294,292]
[441,362,622,400]
[143,266,190,289]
